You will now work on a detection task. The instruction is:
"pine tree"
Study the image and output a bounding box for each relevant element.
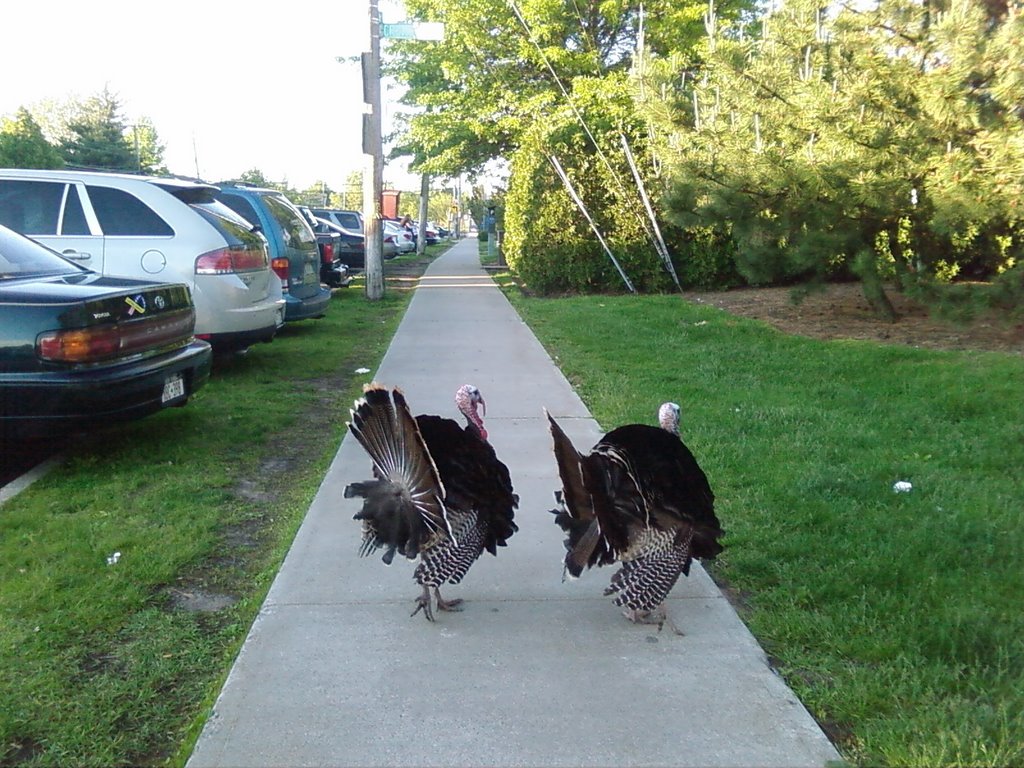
[59,86,135,171]
[641,0,1024,315]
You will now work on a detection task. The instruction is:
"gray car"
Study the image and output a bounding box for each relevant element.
[0,169,284,352]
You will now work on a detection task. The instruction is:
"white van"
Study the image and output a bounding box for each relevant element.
[0,169,285,352]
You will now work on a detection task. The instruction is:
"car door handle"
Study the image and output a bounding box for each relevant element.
[62,250,92,260]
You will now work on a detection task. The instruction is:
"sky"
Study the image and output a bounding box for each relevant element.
[0,0,423,193]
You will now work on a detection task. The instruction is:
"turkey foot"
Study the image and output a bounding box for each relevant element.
[434,588,463,612]
[410,586,435,622]
[623,605,684,636]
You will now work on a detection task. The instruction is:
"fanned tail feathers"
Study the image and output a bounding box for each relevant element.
[546,410,608,578]
[345,385,453,561]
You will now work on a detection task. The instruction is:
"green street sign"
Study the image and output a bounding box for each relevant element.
[381,21,444,41]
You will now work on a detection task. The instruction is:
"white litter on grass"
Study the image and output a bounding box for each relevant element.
[354,367,371,374]
[693,320,708,326]
[893,481,913,493]
[106,551,121,566]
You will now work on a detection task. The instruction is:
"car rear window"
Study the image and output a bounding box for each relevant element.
[190,201,265,249]
[217,194,262,228]
[86,185,174,237]
[264,195,316,248]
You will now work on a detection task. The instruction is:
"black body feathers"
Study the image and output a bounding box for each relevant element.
[345,384,518,605]
[547,407,723,615]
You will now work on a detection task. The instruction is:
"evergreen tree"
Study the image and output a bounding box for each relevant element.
[640,0,1024,314]
[59,86,136,171]
[0,108,64,169]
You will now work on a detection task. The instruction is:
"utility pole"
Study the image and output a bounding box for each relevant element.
[362,0,385,300]
[417,173,429,256]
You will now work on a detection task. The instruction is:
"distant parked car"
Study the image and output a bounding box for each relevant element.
[0,224,212,438]
[312,208,362,233]
[384,220,415,254]
[297,206,351,288]
[213,184,332,322]
[311,217,365,269]
[0,169,284,352]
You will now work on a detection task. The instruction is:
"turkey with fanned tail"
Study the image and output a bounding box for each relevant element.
[545,402,723,633]
[344,383,518,621]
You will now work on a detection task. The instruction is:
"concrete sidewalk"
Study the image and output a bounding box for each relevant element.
[187,238,840,768]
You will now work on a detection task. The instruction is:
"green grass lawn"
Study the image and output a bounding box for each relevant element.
[499,285,1024,766]
[0,247,444,767]
[3,238,1021,767]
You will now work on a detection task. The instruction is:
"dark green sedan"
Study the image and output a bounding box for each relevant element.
[0,224,212,438]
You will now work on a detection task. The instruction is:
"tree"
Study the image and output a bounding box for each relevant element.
[0,108,63,169]
[59,86,136,171]
[640,0,1024,314]
[390,0,751,178]
[131,117,166,174]
[238,168,273,187]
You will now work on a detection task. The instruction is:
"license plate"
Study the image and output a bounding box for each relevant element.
[162,373,186,404]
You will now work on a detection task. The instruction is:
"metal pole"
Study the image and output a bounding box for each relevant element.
[362,0,385,300]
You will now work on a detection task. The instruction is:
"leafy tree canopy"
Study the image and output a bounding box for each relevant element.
[0,108,63,169]
[388,0,751,177]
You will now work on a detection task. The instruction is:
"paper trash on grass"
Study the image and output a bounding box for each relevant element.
[106,551,122,566]
[893,481,913,493]
[354,367,371,374]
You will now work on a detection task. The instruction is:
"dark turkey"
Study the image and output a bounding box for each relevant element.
[345,383,518,621]
[546,402,723,632]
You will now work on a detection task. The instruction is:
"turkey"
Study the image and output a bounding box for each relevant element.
[344,383,518,621]
[546,402,724,633]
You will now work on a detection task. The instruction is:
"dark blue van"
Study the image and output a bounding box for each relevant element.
[213,184,332,322]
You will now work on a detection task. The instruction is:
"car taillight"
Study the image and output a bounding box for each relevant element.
[38,310,195,363]
[270,257,289,290]
[322,243,334,263]
[195,246,268,274]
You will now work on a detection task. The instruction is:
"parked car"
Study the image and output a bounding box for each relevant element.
[312,208,362,233]
[297,206,351,288]
[384,220,415,254]
[311,217,365,269]
[0,168,283,353]
[0,224,212,438]
[212,184,332,322]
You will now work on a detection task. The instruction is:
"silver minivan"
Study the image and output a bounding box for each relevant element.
[0,169,285,352]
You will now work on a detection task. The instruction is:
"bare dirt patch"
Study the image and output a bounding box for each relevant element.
[683,282,1023,354]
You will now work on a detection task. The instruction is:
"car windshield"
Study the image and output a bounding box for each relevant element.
[0,225,84,280]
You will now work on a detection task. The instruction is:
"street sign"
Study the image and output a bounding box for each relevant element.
[381,21,445,41]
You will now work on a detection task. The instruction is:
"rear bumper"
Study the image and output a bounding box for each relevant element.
[284,286,332,321]
[200,323,278,352]
[321,262,352,288]
[1,341,213,438]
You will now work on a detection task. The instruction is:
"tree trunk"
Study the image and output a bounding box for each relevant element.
[854,248,898,322]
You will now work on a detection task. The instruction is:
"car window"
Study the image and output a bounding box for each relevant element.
[0,179,65,235]
[190,202,265,249]
[61,186,90,235]
[264,195,316,246]
[86,185,174,237]
[337,212,361,230]
[217,194,262,228]
[0,226,82,278]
